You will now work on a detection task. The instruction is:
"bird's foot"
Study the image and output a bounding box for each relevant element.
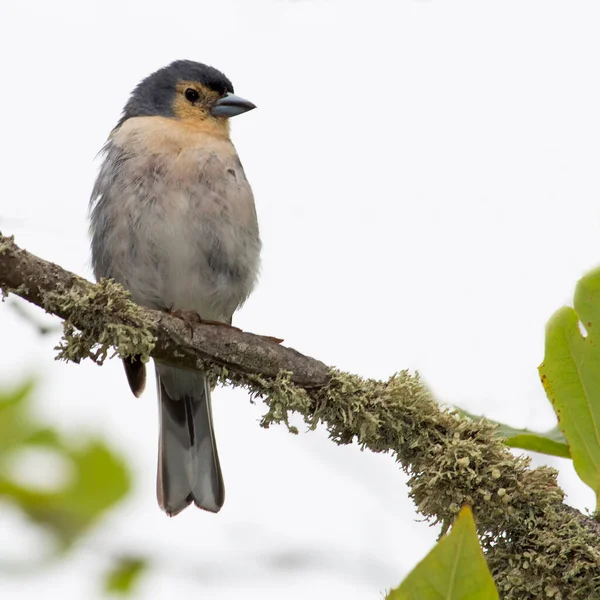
[169,308,202,337]
[168,307,242,336]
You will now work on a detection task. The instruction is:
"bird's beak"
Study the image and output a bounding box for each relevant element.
[211,93,256,117]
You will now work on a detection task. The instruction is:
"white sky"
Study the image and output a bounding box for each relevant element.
[1,0,599,597]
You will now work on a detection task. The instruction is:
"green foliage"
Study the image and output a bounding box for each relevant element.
[386,506,499,600]
[539,267,600,508]
[500,424,569,458]
[0,379,130,549]
[104,556,147,595]
[458,408,570,459]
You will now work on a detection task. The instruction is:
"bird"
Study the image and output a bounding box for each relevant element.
[89,60,261,516]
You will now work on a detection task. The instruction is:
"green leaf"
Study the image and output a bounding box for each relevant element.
[539,267,600,507]
[0,379,131,548]
[501,424,570,458]
[104,556,147,595]
[3,440,130,547]
[387,506,499,600]
[0,379,37,453]
[456,409,570,459]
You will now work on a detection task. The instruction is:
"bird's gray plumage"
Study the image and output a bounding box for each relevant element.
[89,61,260,515]
[90,134,260,319]
[156,364,224,514]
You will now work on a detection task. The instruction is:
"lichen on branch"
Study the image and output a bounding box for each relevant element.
[44,277,156,365]
[1,231,600,599]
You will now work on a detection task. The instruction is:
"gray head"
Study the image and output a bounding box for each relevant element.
[118,60,255,127]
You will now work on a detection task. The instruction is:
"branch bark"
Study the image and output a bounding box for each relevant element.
[1,231,599,599]
[0,233,328,387]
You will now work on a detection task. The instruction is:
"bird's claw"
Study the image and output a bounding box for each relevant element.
[169,308,202,337]
[168,308,243,336]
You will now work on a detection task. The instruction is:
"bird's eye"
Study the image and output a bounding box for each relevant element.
[185,88,200,103]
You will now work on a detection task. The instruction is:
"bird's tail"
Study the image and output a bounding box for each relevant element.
[155,363,225,516]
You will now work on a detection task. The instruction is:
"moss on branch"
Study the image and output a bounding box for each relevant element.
[43,278,156,365]
[2,231,600,598]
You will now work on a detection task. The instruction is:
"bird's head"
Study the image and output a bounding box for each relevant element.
[118,60,255,133]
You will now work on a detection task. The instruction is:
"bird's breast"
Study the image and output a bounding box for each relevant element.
[90,117,261,321]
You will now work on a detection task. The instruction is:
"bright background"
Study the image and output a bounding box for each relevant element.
[1,0,599,597]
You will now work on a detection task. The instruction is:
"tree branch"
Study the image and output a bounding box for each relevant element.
[1,231,599,599]
[0,233,328,387]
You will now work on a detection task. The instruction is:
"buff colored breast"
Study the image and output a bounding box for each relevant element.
[90,116,261,322]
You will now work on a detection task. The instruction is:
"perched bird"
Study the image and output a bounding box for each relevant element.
[89,60,261,516]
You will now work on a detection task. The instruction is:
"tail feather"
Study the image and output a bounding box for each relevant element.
[122,355,146,398]
[155,364,225,516]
